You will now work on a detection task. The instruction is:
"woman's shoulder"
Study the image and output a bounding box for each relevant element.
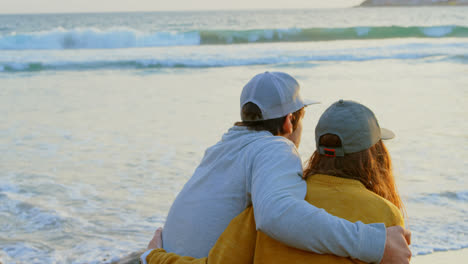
[306,175,404,227]
[355,187,405,227]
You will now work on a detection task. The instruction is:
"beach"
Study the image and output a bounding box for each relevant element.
[412,248,468,263]
[0,8,467,263]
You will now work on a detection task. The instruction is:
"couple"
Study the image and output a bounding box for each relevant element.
[141,72,411,264]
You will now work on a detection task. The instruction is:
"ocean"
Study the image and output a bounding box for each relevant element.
[0,7,467,264]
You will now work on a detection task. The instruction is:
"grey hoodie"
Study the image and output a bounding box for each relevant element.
[160,126,386,263]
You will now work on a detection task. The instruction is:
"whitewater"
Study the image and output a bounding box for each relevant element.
[1,7,467,264]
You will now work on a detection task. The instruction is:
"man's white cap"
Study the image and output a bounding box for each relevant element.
[240,71,319,121]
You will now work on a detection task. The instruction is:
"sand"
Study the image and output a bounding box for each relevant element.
[411,248,468,263]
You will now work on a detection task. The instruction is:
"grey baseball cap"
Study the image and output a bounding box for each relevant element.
[315,99,395,157]
[240,71,320,121]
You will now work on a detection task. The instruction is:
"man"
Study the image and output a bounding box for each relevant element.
[142,71,411,263]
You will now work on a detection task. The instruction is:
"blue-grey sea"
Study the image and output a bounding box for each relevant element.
[0,7,467,264]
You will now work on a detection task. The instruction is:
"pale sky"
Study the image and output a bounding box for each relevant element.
[0,0,365,14]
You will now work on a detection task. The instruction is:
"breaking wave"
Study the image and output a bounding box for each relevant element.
[1,25,468,50]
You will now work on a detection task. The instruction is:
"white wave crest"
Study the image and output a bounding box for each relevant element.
[422,26,454,37]
[0,27,201,50]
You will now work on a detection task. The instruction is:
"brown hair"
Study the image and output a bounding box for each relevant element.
[304,134,404,211]
[234,102,305,136]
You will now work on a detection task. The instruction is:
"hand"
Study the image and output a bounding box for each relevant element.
[147,227,163,250]
[380,226,412,264]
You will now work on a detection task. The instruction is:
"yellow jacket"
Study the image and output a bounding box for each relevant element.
[146,174,404,264]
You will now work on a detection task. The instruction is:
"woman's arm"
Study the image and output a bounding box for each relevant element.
[145,249,207,264]
[141,228,207,264]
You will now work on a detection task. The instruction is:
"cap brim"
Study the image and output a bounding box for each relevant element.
[303,99,321,106]
[380,128,395,140]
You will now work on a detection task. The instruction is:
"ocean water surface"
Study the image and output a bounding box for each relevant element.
[0,7,467,263]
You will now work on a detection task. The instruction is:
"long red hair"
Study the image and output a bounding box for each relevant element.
[304,134,404,211]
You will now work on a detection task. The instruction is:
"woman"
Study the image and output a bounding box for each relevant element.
[142,99,406,264]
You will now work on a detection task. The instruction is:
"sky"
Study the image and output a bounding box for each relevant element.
[0,0,365,14]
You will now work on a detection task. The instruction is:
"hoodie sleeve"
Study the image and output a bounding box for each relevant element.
[250,139,387,263]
